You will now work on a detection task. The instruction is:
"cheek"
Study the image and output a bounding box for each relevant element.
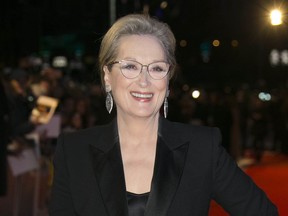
[154,81,168,105]
[156,79,169,93]
[111,75,132,94]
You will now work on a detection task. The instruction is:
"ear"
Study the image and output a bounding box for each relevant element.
[103,65,111,88]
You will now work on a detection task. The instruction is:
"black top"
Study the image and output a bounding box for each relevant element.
[127,191,149,216]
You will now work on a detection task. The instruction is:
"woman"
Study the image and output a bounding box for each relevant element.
[49,14,278,216]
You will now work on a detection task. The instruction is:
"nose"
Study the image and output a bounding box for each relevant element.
[138,65,150,86]
[140,65,149,75]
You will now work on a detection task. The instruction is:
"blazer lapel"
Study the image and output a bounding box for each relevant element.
[145,117,189,216]
[89,119,128,216]
[89,117,189,216]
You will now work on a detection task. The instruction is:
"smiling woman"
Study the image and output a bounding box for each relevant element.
[103,34,168,120]
[49,14,278,216]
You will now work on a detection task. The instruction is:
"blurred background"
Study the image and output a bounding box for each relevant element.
[1,0,288,87]
[0,0,288,215]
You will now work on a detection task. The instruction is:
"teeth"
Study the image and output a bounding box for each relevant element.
[131,92,153,98]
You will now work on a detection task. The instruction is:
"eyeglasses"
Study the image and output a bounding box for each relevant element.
[107,60,170,80]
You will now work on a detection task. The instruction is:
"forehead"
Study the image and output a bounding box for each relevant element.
[116,35,166,61]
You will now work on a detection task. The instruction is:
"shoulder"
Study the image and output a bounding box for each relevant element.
[168,120,219,134]
[160,118,222,150]
[61,124,109,139]
[162,118,221,141]
[59,124,104,141]
[57,120,115,151]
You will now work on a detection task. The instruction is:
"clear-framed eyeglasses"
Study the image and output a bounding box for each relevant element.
[107,60,170,80]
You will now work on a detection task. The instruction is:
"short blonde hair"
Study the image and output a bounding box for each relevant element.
[98,14,176,86]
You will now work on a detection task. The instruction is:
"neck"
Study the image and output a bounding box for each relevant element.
[117,113,160,147]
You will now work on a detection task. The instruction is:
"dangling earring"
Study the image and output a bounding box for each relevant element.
[106,91,113,114]
[105,85,113,114]
[164,90,170,118]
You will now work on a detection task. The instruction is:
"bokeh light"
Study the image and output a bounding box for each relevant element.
[270,9,282,25]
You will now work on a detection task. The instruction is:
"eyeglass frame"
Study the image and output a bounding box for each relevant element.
[106,59,171,80]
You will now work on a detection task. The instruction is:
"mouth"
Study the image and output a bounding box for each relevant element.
[131,92,153,99]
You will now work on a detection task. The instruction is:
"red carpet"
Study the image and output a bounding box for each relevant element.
[209,152,288,215]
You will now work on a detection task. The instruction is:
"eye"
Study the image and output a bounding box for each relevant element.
[122,61,139,70]
[150,64,166,72]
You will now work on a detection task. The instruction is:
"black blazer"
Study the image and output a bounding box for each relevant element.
[49,117,278,216]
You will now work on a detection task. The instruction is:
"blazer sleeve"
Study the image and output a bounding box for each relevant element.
[211,128,278,216]
[49,134,77,216]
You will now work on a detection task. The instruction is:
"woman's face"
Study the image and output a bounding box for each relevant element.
[104,35,169,119]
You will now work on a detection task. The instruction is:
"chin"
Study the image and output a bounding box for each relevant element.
[134,111,159,118]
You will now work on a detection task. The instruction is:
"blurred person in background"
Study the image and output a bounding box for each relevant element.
[41,67,64,99]
[49,14,278,216]
[6,68,36,137]
[59,95,76,129]
[3,61,44,158]
[270,90,288,154]
[62,112,84,133]
[88,83,112,125]
[248,93,268,162]
[207,91,233,153]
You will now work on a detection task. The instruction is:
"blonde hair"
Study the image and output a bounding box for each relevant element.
[98,14,176,86]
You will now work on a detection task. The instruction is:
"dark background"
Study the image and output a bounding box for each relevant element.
[1,0,288,89]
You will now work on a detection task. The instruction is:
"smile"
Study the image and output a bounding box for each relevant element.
[131,92,153,99]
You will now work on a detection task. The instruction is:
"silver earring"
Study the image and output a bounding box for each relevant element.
[164,90,170,118]
[106,91,113,114]
[164,97,168,118]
